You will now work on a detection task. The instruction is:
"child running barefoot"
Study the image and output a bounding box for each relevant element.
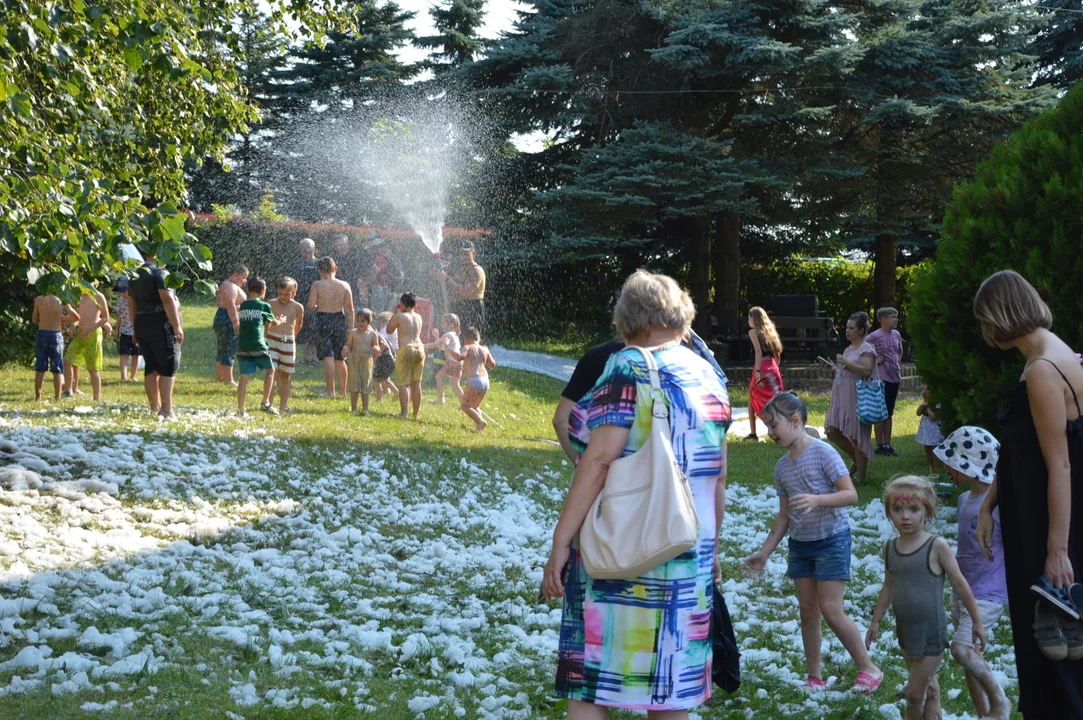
[866,476,988,720]
[344,309,380,415]
[373,312,399,401]
[426,313,463,404]
[446,327,496,431]
[742,392,884,694]
[933,428,1012,719]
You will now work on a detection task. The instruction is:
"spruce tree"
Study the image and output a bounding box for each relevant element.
[1033,0,1083,89]
[830,0,1053,309]
[416,0,488,74]
[188,10,290,211]
[285,0,417,106]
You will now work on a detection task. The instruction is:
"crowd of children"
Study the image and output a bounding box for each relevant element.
[31,281,497,431]
[32,284,1043,714]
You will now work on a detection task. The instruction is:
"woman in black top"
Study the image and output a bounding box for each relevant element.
[974,270,1083,719]
[127,256,184,419]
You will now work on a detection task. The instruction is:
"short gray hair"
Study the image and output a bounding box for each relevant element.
[612,270,694,339]
[300,237,315,251]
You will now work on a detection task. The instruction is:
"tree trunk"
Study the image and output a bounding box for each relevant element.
[690,213,713,337]
[713,210,741,336]
[873,232,897,312]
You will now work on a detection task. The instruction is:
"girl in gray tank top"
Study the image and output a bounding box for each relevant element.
[865,476,992,720]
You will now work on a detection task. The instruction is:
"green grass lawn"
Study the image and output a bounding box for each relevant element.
[0,302,1019,719]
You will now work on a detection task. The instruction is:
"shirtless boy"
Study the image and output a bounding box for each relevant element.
[32,294,66,401]
[307,257,354,398]
[386,292,425,419]
[445,327,497,431]
[214,264,249,385]
[66,286,112,401]
[267,276,304,413]
[344,308,380,415]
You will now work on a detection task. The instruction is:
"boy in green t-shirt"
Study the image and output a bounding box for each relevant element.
[236,277,283,417]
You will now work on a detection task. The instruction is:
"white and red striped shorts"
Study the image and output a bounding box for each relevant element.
[267,333,296,374]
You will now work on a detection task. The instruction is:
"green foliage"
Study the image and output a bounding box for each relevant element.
[1033,0,1083,89]
[252,191,286,222]
[0,0,341,356]
[744,259,927,331]
[910,82,1083,430]
[416,0,488,73]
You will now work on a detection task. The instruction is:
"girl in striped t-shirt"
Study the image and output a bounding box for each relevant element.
[743,392,884,695]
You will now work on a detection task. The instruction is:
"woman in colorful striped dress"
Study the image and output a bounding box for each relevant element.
[540,270,732,717]
[747,306,784,440]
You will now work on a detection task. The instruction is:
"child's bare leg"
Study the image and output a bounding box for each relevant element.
[903,656,942,720]
[262,369,275,406]
[276,371,292,412]
[322,357,336,396]
[749,412,758,437]
[386,378,398,395]
[951,643,1008,719]
[434,369,447,403]
[237,374,250,414]
[793,578,824,679]
[336,359,348,397]
[460,387,485,430]
[120,356,128,382]
[351,391,359,413]
[818,580,879,675]
[924,445,938,469]
[53,372,63,400]
[34,372,45,401]
[397,384,410,418]
[129,354,139,380]
[450,376,463,400]
[361,392,370,414]
[410,381,422,418]
[90,369,101,401]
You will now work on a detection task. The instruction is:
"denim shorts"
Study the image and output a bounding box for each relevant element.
[787,529,852,581]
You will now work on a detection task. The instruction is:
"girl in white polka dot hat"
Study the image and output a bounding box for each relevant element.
[934,427,1012,719]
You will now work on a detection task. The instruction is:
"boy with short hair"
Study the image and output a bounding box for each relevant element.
[236,277,284,417]
[934,427,1012,720]
[344,308,380,415]
[113,277,138,382]
[267,276,304,413]
[66,286,112,401]
[32,294,66,401]
[386,292,425,419]
[867,307,903,456]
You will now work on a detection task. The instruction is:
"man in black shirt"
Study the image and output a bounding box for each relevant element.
[551,339,624,462]
[550,331,727,462]
[127,254,184,419]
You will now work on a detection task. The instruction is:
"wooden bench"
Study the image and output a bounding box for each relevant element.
[771,315,839,361]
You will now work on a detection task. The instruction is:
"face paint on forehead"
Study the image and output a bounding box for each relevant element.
[891,494,926,507]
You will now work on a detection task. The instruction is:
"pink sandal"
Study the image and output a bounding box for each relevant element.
[851,671,883,695]
[800,675,828,692]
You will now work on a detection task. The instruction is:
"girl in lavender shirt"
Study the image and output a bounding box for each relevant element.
[934,426,1011,720]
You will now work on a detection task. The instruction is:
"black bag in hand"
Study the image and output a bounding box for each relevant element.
[710,585,741,693]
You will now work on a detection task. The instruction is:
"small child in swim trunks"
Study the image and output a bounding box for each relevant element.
[373,312,398,402]
[345,308,380,415]
[426,313,463,404]
[446,327,496,431]
[267,276,304,413]
[32,294,66,401]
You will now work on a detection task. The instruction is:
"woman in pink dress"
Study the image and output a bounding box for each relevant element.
[823,311,877,482]
[747,306,785,440]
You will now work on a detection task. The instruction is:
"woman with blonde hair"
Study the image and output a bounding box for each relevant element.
[541,269,732,718]
[973,269,1083,719]
[747,306,785,440]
